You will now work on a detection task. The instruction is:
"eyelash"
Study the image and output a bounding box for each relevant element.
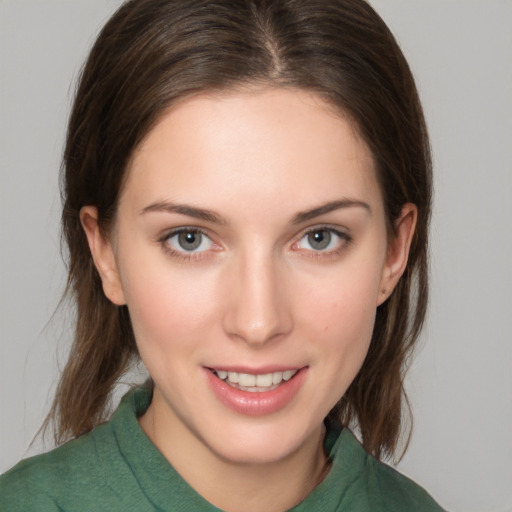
[158,225,352,262]
[293,226,353,258]
[159,227,218,262]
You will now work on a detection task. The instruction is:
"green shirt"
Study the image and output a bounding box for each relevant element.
[0,388,446,511]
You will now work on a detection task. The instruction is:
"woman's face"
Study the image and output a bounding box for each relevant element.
[83,87,414,466]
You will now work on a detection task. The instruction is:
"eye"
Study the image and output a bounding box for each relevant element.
[164,228,214,254]
[295,228,350,252]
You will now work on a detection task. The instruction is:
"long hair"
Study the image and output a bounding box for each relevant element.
[50,0,432,461]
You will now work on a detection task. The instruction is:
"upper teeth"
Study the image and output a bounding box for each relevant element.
[215,370,297,388]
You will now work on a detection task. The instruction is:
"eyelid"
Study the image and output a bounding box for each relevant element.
[291,225,353,254]
[157,224,352,261]
[158,226,221,260]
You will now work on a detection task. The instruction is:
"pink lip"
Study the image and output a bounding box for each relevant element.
[204,367,308,416]
[208,365,302,374]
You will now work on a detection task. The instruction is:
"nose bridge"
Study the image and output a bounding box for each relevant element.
[223,244,292,345]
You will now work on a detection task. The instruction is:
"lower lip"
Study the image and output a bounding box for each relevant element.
[204,368,307,416]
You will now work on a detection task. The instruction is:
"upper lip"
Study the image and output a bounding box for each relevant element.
[206,365,305,375]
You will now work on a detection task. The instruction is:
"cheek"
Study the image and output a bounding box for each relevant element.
[117,255,221,355]
[316,294,376,370]
[299,264,380,335]
[296,265,381,384]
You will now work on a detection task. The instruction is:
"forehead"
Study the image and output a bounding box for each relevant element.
[122,87,382,217]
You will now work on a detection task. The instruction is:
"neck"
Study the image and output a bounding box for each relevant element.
[201,440,328,512]
[140,402,330,512]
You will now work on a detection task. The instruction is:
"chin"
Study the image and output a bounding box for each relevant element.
[198,418,320,466]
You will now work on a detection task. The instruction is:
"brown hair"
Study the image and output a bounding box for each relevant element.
[51,0,432,461]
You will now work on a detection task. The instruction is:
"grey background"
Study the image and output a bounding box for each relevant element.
[1,1,511,511]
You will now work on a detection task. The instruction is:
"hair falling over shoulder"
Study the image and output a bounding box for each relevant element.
[47,0,432,461]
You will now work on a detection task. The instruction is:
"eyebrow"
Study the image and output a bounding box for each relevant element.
[140,201,228,225]
[292,199,371,224]
[141,198,371,225]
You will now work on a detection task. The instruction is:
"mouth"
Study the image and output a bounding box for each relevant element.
[205,366,307,415]
[209,369,299,393]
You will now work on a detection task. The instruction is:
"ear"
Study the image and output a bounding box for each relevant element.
[377,203,417,306]
[80,206,126,306]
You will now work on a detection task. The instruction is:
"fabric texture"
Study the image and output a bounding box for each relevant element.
[0,387,446,511]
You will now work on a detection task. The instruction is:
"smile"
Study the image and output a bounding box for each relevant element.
[212,369,298,392]
[205,367,307,416]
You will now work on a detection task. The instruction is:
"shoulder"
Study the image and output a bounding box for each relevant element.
[0,422,115,511]
[365,455,446,511]
[0,388,153,512]
[331,430,447,512]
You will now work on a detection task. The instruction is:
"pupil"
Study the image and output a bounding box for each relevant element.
[178,231,201,251]
[308,230,331,250]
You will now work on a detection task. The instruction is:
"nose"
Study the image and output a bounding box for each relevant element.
[222,249,293,346]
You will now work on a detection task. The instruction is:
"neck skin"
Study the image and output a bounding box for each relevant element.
[139,389,331,512]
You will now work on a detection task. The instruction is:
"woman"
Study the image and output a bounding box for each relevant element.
[0,0,445,510]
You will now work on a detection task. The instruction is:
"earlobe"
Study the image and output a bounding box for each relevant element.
[377,203,417,306]
[80,206,126,306]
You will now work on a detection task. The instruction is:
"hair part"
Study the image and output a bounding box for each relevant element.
[49,0,432,461]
